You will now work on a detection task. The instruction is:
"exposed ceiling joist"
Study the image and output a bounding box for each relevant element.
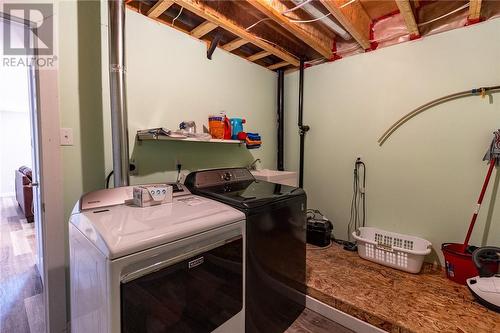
[267,61,289,70]
[395,0,419,37]
[190,20,218,38]
[247,0,334,59]
[222,38,249,52]
[469,0,483,21]
[320,0,371,50]
[247,50,271,62]
[147,0,174,18]
[171,0,300,67]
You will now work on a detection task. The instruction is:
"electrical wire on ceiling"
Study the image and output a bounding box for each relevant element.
[245,17,272,31]
[339,0,357,9]
[171,6,183,27]
[281,0,314,14]
[288,12,332,24]
[418,3,470,27]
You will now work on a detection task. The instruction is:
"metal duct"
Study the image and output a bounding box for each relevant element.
[108,0,130,187]
[290,0,351,40]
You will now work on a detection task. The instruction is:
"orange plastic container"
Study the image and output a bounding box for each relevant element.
[208,115,225,139]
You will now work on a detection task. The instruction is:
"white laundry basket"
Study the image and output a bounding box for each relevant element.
[352,227,432,273]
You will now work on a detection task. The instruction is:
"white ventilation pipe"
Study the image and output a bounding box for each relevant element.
[289,0,351,40]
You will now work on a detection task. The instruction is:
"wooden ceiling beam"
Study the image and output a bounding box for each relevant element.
[468,0,483,21]
[247,50,271,62]
[395,0,419,37]
[147,0,174,18]
[268,61,289,70]
[190,20,218,38]
[172,0,300,66]
[221,38,249,52]
[247,0,333,59]
[320,0,371,50]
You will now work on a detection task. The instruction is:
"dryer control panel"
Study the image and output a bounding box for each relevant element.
[185,168,255,189]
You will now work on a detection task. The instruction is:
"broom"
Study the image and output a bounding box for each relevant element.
[462,130,500,252]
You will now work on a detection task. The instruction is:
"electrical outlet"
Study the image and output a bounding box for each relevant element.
[60,128,74,146]
[178,170,190,184]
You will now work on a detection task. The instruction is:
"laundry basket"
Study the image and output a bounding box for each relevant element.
[352,227,432,273]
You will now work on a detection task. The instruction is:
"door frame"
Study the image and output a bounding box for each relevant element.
[0,11,67,333]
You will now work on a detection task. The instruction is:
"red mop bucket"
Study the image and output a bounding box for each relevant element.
[442,243,477,285]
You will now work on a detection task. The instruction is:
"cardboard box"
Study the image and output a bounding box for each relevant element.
[133,184,173,207]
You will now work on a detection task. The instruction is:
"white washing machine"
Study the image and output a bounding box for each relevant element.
[69,183,246,333]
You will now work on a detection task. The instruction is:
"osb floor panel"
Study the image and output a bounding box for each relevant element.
[0,197,45,333]
[306,243,500,333]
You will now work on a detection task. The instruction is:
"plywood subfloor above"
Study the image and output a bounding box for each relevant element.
[127,1,500,71]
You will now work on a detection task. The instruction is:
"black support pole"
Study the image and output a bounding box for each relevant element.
[298,59,309,188]
[277,69,285,171]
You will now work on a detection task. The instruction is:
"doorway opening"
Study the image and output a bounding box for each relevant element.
[0,15,46,333]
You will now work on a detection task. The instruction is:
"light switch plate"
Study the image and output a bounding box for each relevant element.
[60,128,74,146]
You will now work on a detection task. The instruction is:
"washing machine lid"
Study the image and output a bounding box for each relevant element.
[70,194,245,259]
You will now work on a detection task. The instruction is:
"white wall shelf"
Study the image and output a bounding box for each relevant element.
[136,133,244,145]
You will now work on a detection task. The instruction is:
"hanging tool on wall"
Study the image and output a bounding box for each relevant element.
[378,85,500,145]
[442,130,500,284]
[462,130,500,251]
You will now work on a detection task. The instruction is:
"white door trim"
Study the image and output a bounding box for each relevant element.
[36,67,67,333]
[306,296,387,333]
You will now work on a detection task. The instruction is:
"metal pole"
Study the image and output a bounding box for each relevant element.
[108,0,130,187]
[277,69,285,171]
[297,59,309,188]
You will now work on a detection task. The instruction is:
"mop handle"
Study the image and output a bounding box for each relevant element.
[463,158,497,251]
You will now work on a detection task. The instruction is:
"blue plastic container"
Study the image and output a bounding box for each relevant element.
[230,118,246,140]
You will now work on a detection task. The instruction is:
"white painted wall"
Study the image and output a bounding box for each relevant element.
[285,19,500,264]
[100,8,277,188]
[0,23,32,196]
[0,111,32,196]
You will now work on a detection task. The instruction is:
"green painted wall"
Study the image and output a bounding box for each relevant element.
[100,8,277,187]
[284,19,500,264]
[59,0,105,219]
[59,1,277,218]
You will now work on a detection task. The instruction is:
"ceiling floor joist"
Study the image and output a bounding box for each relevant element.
[469,0,483,22]
[222,38,249,52]
[247,50,271,62]
[395,0,419,37]
[247,0,334,59]
[190,20,218,38]
[147,0,174,18]
[171,0,300,67]
[320,0,372,50]
[267,61,289,70]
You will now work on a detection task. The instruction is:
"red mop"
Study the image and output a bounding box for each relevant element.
[442,130,500,284]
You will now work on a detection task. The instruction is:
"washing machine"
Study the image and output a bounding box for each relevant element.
[69,183,246,333]
[185,168,307,333]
